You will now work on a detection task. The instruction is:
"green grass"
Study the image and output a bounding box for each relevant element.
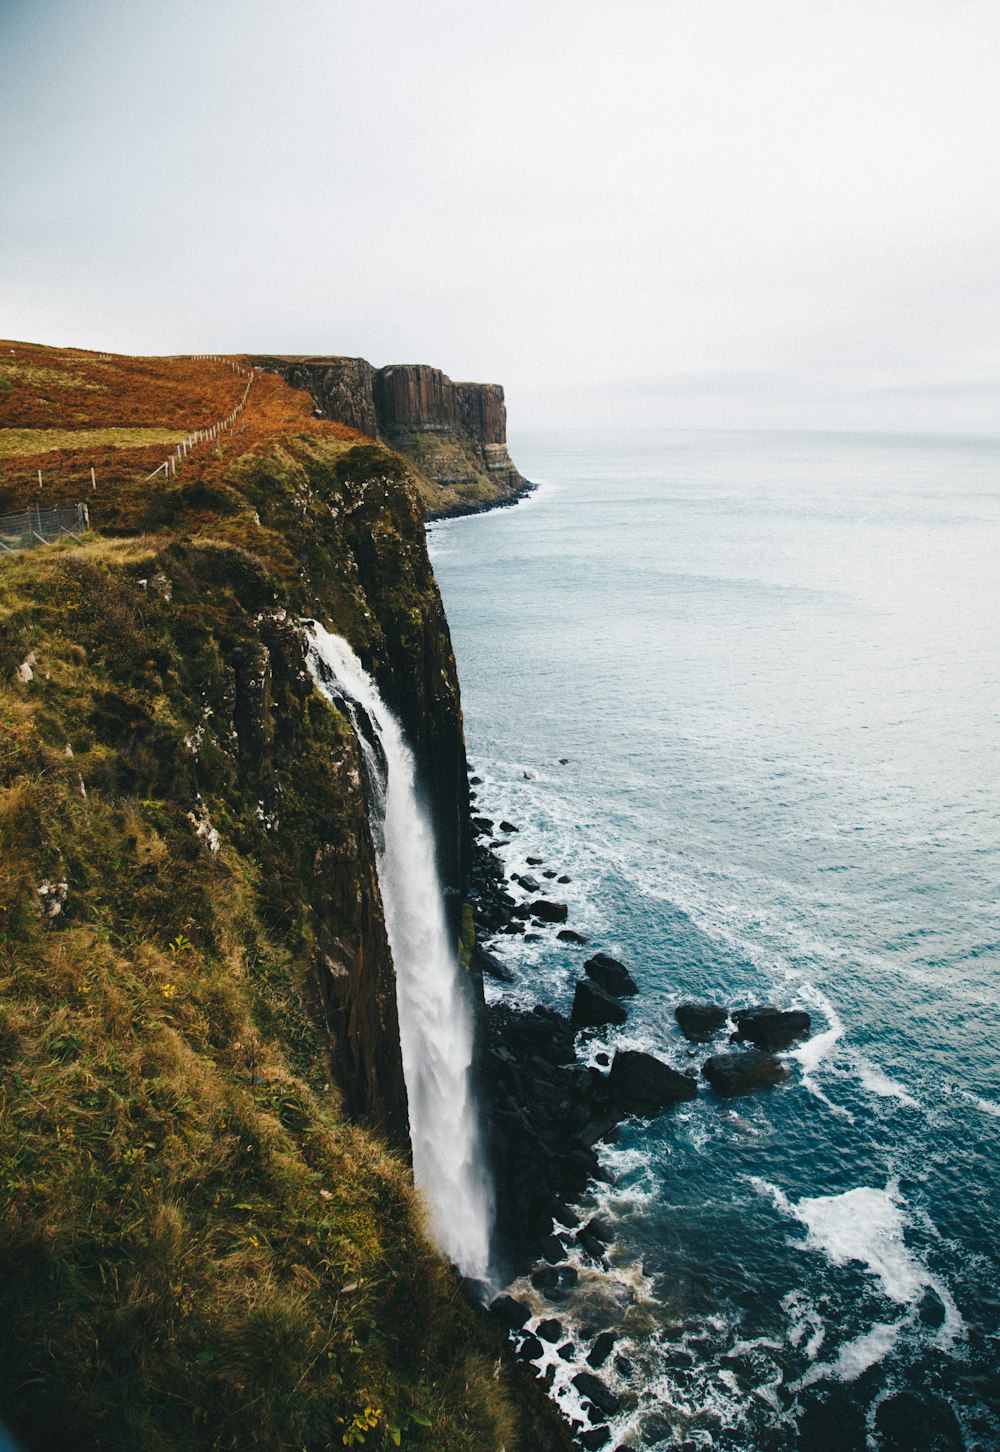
[0,427,188,457]
[0,433,571,1452]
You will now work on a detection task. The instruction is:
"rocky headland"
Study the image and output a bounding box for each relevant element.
[252,354,533,518]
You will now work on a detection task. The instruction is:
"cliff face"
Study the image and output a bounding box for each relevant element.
[0,349,579,1450]
[253,355,530,518]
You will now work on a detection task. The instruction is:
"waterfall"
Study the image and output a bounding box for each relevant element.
[304,621,493,1281]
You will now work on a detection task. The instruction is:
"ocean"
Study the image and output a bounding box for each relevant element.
[427,429,1000,1451]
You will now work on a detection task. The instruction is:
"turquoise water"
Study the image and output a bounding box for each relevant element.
[428,431,1000,1450]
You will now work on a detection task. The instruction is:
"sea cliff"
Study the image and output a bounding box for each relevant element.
[0,342,567,1451]
[252,355,531,518]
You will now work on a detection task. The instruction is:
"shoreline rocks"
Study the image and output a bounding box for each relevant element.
[702,1048,790,1096]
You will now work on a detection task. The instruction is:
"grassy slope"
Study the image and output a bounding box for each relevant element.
[0,345,568,1452]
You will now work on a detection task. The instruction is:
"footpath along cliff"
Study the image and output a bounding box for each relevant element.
[0,341,567,1452]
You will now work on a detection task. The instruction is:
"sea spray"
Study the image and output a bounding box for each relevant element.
[304,621,493,1280]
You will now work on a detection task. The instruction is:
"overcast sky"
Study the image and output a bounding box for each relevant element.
[2,0,998,430]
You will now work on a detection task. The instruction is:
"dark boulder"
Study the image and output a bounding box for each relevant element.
[526,855,544,865]
[469,775,482,785]
[584,952,638,997]
[732,1005,811,1051]
[518,874,542,892]
[557,1341,576,1360]
[499,820,519,834]
[472,816,494,833]
[516,1333,543,1362]
[558,928,589,944]
[572,980,629,1029]
[576,1216,614,1259]
[489,1293,531,1331]
[531,899,569,923]
[675,1002,728,1042]
[702,1048,789,1096]
[609,1049,698,1112]
[531,1263,579,1296]
[586,1330,617,1368]
[572,1372,621,1417]
[558,874,572,883]
[536,1317,563,1343]
[578,1429,611,1450]
[472,944,516,984]
[544,869,558,879]
[539,1233,565,1264]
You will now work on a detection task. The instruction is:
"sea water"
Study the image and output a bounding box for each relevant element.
[427,430,1000,1450]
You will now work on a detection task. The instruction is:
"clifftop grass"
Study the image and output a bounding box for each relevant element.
[0,346,570,1451]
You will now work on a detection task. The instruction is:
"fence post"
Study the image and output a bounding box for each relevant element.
[90,466,96,491]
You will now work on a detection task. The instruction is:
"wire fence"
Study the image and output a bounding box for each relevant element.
[145,358,258,481]
[0,502,90,555]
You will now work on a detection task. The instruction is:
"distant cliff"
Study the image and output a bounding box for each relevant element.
[253,355,531,517]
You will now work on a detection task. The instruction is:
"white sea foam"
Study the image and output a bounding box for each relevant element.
[755,1177,965,1373]
[856,1057,920,1109]
[793,1318,908,1388]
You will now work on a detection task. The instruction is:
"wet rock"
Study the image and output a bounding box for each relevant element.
[472,944,515,983]
[536,1317,563,1343]
[531,898,569,923]
[572,1371,621,1417]
[472,816,494,833]
[558,758,569,765]
[572,980,629,1029]
[544,869,558,878]
[518,874,542,892]
[578,1429,611,1450]
[489,1293,531,1331]
[731,1005,811,1051]
[576,1216,613,1259]
[517,1333,543,1362]
[526,855,544,865]
[595,1052,610,1067]
[702,1048,789,1096]
[469,775,482,785]
[586,1330,617,1368]
[609,1049,698,1112]
[917,1287,947,1329]
[539,1233,566,1264]
[614,1354,633,1378]
[499,820,519,833]
[584,952,638,997]
[558,928,589,944]
[558,874,572,883]
[675,1002,728,1042]
[531,1263,579,1296]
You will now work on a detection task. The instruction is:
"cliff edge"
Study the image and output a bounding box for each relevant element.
[0,342,568,1452]
[253,355,531,518]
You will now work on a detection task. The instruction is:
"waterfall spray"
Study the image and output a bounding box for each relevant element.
[304,621,493,1281]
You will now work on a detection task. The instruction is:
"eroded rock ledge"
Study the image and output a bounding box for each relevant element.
[252,354,532,517]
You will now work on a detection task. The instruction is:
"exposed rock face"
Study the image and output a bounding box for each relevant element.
[274,356,378,438]
[252,355,531,517]
[702,1049,790,1096]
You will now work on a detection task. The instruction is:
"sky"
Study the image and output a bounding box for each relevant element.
[1,0,998,430]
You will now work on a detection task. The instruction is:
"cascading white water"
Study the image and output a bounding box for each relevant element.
[304,620,493,1281]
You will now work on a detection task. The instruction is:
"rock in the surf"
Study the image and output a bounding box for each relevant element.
[609,1048,698,1111]
[675,1001,728,1041]
[584,951,638,997]
[557,928,589,944]
[531,898,569,923]
[731,1005,811,1051]
[572,979,629,1028]
[586,1329,617,1368]
[572,1371,621,1416]
[489,1293,531,1331]
[702,1048,789,1096]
